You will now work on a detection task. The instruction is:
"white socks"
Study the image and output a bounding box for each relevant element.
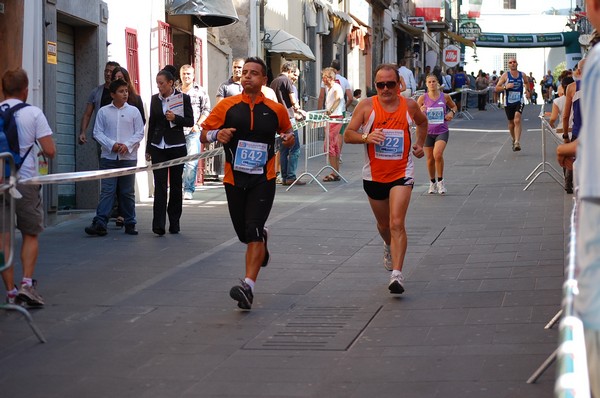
[244,277,255,292]
[391,270,403,279]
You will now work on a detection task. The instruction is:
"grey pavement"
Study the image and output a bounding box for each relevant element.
[0,103,569,397]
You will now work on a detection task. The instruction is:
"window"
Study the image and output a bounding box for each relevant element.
[503,0,516,10]
[503,52,516,70]
[158,21,174,69]
[125,28,140,94]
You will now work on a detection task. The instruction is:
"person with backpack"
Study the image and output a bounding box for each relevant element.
[0,68,56,306]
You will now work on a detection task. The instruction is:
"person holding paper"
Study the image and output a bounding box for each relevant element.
[146,69,194,236]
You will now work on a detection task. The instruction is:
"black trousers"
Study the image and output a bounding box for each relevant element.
[478,93,487,110]
[150,145,187,231]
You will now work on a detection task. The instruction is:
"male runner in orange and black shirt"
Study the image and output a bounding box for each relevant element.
[201,57,294,310]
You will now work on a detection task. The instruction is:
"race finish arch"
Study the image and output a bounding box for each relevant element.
[475,31,582,69]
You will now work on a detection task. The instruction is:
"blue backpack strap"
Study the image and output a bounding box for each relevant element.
[3,102,33,166]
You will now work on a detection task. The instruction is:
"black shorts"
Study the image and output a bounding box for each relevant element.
[504,102,525,120]
[224,179,275,244]
[363,177,414,201]
[424,132,449,147]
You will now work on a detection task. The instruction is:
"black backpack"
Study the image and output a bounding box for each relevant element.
[0,102,34,177]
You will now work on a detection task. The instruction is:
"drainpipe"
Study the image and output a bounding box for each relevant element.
[250,0,259,56]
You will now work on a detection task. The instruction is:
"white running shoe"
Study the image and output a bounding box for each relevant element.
[183,191,193,200]
[388,273,405,294]
[383,244,392,271]
[437,180,447,195]
[428,181,437,194]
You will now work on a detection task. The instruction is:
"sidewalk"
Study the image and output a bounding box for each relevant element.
[0,104,567,397]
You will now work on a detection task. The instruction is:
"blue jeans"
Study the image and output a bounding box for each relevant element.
[280,129,300,181]
[183,132,200,193]
[93,158,137,227]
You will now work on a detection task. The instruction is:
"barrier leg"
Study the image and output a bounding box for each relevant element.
[527,348,557,383]
[0,303,47,343]
[545,309,563,329]
[288,122,328,192]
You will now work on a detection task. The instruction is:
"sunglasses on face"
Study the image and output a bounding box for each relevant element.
[375,81,397,89]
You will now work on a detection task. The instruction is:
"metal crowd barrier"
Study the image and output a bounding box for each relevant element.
[527,197,590,398]
[524,104,565,191]
[288,111,348,192]
[0,153,46,343]
[487,87,499,110]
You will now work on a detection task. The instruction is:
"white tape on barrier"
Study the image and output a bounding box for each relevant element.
[19,147,224,185]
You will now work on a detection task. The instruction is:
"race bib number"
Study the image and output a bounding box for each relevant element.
[233,140,268,174]
[507,91,521,104]
[375,129,404,160]
[426,107,445,125]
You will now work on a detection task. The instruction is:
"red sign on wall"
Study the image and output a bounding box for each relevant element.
[443,45,460,67]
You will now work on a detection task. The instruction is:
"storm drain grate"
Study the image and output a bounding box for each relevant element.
[243,305,382,351]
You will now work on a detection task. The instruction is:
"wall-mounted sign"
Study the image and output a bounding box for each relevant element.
[47,41,57,65]
[408,16,426,29]
[443,44,460,67]
[459,22,481,41]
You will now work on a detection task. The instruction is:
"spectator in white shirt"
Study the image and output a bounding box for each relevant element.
[398,58,417,98]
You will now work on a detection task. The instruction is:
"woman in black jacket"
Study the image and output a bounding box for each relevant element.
[146,69,194,235]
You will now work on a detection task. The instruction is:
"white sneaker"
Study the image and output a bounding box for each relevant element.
[183,191,193,200]
[437,180,447,195]
[428,181,437,194]
[388,273,405,294]
[383,244,392,271]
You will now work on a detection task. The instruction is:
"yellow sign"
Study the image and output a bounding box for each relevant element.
[47,41,57,64]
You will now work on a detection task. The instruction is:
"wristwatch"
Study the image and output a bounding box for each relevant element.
[361,132,369,143]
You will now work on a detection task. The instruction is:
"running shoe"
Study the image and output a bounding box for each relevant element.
[6,293,18,305]
[388,274,405,295]
[428,181,437,194]
[183,191,193,200]
[437,180,447,195]
[230,280,254,310]
[17,281,45,306]
[383,244,392,271]
[513,142,521,151]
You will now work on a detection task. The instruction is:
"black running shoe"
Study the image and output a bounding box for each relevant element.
[229,280,254,310]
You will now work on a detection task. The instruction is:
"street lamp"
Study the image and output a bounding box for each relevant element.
[262,32,272,51]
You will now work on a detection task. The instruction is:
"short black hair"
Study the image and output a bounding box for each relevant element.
[244,57,267,76]
[109,78,128,93]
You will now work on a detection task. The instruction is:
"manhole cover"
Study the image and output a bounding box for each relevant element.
[243,305,382,351]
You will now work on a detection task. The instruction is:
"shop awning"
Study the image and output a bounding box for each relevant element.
[265,29,316,62]
[444,31,476,48]
[394,22,423,38]
[331,10,353,24]
[165,0,239,28]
